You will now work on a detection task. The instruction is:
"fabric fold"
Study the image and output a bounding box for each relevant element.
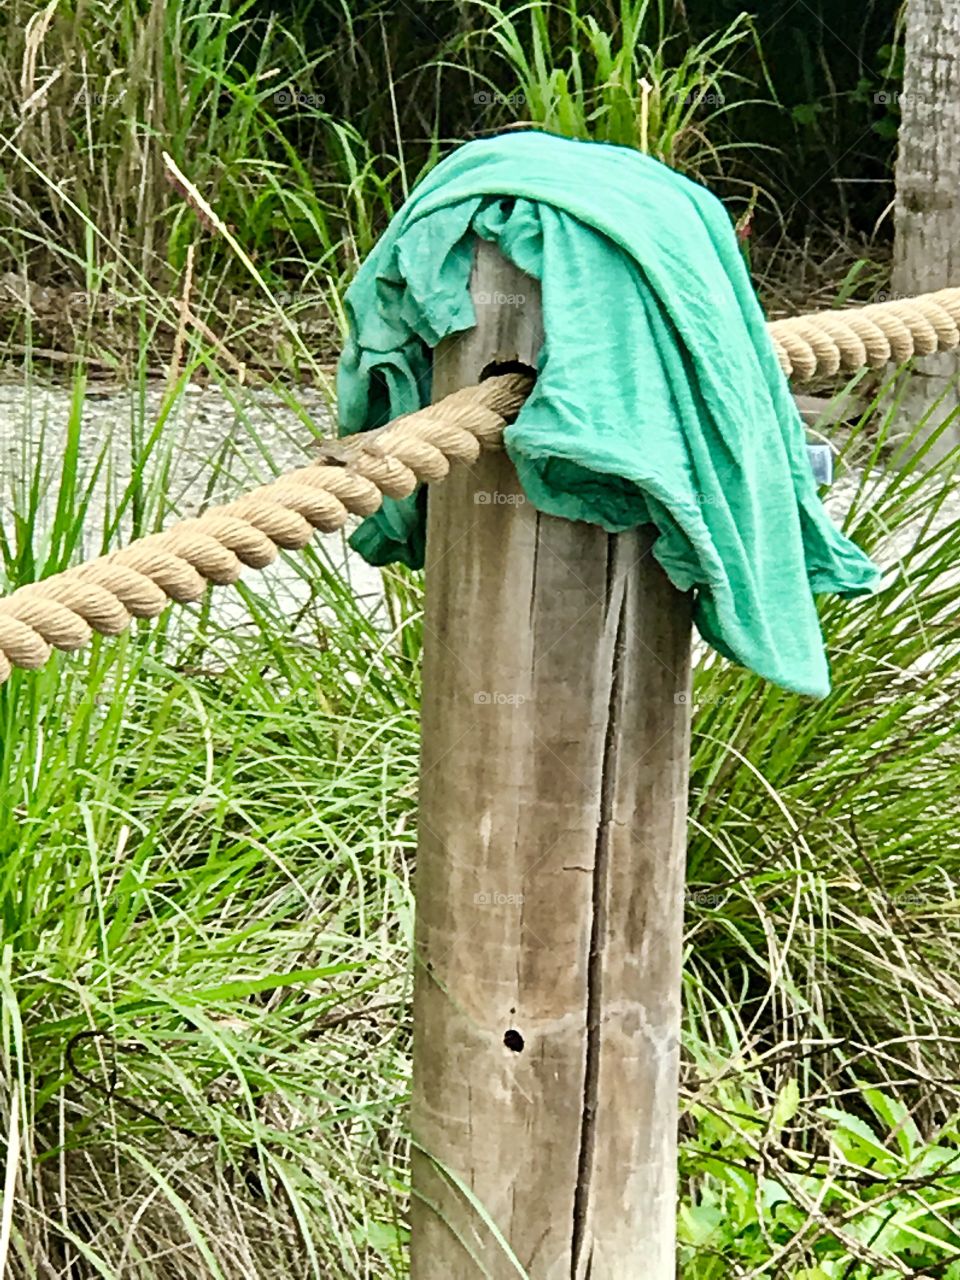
[336,131,880,697]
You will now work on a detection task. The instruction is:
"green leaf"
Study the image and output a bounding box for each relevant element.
[791,102,825,125]
[772,1078,800,1132]
[760,1177,790,1211]
[873,116,900,139]
[678,1200,724,1246]
[821,1107,896,1168]
[863,1087,920,1160]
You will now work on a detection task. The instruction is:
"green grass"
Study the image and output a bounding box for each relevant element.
[0,0,403,362]
[1,0,957,1274]
[4,351,960,1276]
[679,374,960,1275]
[458,0,772,178]
[0,0,775,339]
[0,358,421,1276]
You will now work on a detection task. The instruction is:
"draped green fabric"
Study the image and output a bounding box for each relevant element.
[336,132,879,697]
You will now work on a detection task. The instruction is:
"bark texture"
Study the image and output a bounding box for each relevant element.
[892,0,960,458]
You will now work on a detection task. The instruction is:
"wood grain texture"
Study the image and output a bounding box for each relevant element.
[410,241,692,1279]
[892,0,960,460]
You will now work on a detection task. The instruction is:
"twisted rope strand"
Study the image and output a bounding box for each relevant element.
[768,286,960,381]
[5,281,960,685]
[0,373,532,685]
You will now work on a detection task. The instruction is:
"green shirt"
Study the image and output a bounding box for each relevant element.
[337,132,879,697]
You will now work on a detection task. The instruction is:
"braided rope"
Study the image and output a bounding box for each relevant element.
[0,373,532,686]
[4,281,960,686]
[768,287,960,381]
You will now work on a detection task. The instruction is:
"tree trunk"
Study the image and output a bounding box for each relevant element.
[891,0,960,459]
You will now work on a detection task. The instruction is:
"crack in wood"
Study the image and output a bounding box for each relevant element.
[570,538,626,1279]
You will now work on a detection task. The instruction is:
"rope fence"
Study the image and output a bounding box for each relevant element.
[2,281,960,687]
[0,374,531,685]
[768,286,960,380]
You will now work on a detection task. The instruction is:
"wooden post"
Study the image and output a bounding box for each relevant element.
[410,242,693,1279]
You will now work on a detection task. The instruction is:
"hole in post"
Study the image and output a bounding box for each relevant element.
[503,1028,524,1053]
[479,358,537,383]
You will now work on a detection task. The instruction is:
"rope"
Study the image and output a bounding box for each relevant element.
[4,281,960,686]
[768,287,960,381]
[0,373,531,686]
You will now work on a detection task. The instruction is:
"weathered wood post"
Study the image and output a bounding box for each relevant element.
[411,242,693,1278]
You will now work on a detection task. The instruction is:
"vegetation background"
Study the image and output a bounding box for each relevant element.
[6,1,960,1278]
